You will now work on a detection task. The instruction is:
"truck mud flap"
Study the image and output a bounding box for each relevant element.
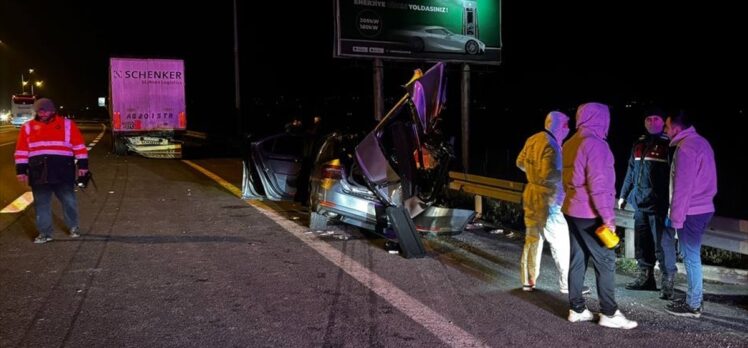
[386,206,426,259]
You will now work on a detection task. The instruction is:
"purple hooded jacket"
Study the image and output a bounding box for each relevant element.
[561,103,616,227]
[668,126,717,229]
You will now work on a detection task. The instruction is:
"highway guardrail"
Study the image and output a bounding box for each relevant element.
[448,171,748,257]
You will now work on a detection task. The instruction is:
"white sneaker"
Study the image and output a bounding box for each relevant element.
[522,284,535,292]
[599,310,638,329]
[568,309,594,322]
[33,236,53,244]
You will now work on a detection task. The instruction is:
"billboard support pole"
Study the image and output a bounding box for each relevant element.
[233,0,242,137]
[461,63,470,172]
[373,58,384,121]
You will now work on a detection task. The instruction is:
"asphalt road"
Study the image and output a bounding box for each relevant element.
[1,129,746,347]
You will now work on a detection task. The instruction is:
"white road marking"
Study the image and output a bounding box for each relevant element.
[0,141,15,147]
[182,160,488,348]
[1,191,34,213]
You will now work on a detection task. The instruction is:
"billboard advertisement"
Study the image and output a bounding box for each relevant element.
[335,0,501,64]
[109,58,186,132]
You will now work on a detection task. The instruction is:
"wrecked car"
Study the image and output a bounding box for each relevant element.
[242,62,475,258]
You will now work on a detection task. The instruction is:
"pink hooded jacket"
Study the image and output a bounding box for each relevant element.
[561,103,616,226]
[668,126,717,229]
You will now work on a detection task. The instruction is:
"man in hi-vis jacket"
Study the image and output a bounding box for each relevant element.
[15,98,88,244]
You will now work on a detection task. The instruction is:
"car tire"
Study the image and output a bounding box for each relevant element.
[310,211,329,230]
[465,40,479,55]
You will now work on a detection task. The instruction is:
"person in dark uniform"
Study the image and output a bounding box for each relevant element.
[617,108,672,299]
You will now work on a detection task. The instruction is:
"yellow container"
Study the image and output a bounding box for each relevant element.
[595,225,620,249]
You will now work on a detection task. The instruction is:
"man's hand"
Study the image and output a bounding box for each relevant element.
[603,220,617,232]
[617,198,626,210]
[78,169,88,177]
[16,174,28,185]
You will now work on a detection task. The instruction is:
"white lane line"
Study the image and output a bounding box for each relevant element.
[182,160,488,348]
[84,124,107,152]
[0,141,15,147]
[1,191,34,213]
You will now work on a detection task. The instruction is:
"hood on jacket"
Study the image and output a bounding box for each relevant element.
[545,111,570,143]
[575,102,610,139]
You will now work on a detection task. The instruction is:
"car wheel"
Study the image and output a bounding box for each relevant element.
[310,211,329,230]
[409,37,424,53]
[465,40,479,55]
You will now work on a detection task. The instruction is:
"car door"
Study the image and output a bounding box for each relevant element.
[250,132,305,200]
[356,62,473,234]
[354,62,446,207]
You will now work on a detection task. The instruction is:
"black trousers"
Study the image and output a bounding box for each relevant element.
[565,215,619,316]
[633,210,666,272]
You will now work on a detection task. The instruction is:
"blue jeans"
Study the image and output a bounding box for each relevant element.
[677,213,713,309]
[31,183,79,238]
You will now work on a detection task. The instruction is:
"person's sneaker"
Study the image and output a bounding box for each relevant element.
[665,301,702,318]
[522,284,535,292]
[568,308,595,322]
[69,227,80,238]
[561,286,592,295]
[33,236,53,244]
[598,310,638,329]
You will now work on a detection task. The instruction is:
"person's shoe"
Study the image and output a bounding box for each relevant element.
[665,301,702,318]
[626,268,657,290]
[522,284,535,292]
[561,286,591,295]
[69,227,80,238]
[598,310,638,329]
[568,308,594,322]
[33,236,53,244]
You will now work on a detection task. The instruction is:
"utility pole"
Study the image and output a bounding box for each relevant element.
[233,0,242,136]
[461,63,470,172]
[373,58,384,121]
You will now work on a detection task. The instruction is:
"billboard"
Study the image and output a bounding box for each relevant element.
[109,58,186,132]
[334,0,501,65]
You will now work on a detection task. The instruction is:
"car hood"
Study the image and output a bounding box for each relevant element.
[405,62,446,134]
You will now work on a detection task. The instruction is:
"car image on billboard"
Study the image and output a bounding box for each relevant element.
[389,25,487,55]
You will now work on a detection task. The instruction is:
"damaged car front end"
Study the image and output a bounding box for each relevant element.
[309,62,475,257]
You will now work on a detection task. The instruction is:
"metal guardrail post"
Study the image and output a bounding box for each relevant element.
[624,228,635,259]
[474,195,483,219]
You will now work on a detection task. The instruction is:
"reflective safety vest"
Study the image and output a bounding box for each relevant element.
[14,115,88,185]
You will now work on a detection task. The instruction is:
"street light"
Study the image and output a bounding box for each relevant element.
[21,69,38,95]
[33,80,43,95]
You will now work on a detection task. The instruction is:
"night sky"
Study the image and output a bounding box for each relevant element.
[2,1,745,112]
[1,1,746,218]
